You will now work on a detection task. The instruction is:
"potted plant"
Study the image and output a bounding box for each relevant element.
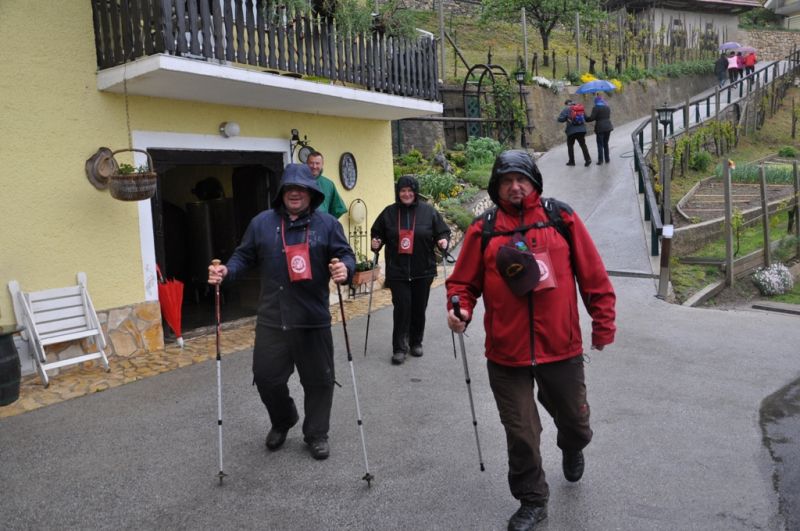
[352,254,380,286]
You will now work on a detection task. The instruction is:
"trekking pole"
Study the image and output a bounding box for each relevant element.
[211,259,228,486]
[441,250,457,360]
[451,295,485,472]
[362,250,379,357]
[332,259,375,487]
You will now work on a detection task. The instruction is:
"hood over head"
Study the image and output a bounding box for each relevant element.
[272,163,325,210]
[395,175,420,203]
[487,150,543,204]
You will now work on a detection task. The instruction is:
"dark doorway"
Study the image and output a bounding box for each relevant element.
[149,149,284,339]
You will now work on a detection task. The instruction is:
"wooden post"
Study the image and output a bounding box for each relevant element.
[651,108,658,150]
[759,163,771,267]
[792,97,797,139]
[438,0,445,81]
[663,153,672,225]
[521,8,528,74]
[575,11,581,74]
[723,160,734,286]
[684,98,690,131]
[794,161,800,258]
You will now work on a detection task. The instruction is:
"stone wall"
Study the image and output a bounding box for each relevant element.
[740,29,800,61]
[16,301,165,377]
[394,74,717,155]
[401,0,480,16]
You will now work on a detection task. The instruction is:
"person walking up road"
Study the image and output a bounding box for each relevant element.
[714,52,728,88]
[371,175,450,365]
[585,95,613,165]
[557,100,591,167]
[207,163,355,461]
[445,150,616,531]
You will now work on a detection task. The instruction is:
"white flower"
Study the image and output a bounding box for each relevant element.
[531,76,552,88]
[751,263,794,296]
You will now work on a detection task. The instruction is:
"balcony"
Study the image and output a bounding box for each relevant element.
[90,0,442,120]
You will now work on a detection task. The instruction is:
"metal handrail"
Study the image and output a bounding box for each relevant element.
[630,48,800,257]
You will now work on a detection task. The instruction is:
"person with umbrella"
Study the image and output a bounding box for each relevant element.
[744,49,757,77]
[727,51,740,83]
[585,94,613,166]
[207,163,355,461]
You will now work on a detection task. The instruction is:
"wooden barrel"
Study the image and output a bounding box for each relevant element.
[0,327,22,407]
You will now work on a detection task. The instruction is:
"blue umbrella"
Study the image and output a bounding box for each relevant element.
[576,79,617,94]
[719,41,742,51]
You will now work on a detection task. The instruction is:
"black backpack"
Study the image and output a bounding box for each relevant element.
[478,198,573,256]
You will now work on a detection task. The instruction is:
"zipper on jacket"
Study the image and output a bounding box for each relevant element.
[527,291,536,366]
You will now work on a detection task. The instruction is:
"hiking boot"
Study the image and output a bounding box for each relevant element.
[307,438,330,460]
[597,160,603,166]
[391,351,406,365]
[507,502,547,531]
[565,161,575,166]
[562,449,584,482]
[584,159,592,167]
[410,345,424,357]
[265,410,300,451]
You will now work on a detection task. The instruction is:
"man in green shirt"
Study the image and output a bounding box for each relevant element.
[307,151,348,218]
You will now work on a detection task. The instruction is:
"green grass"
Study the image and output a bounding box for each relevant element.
[690,212,794,260]
[773,281,800,304]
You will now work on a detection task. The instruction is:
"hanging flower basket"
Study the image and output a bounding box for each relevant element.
[107,149,157,201]
[86,147,157,201]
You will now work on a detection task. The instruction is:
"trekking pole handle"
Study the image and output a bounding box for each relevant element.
[451,295,464,322]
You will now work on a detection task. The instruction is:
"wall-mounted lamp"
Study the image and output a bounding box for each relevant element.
[289,129,314,163]
[219,121,241,138]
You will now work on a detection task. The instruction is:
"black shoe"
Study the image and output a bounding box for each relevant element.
[391,351,406,365]
[562,449,584,482]
[265,410,300,451]
[410,345,424,357]
[584,160,592,167]
[507,502,547,531]
[605,158,611,164]
[307,438,330,460]
[597,161,603,166]
[565,161,575,166]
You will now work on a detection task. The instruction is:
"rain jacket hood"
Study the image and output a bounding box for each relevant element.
[395,175,420,203]
[272,163,325,210]
[487,150,544,204]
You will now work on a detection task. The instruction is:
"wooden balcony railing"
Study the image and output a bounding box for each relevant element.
[90,0,439,102]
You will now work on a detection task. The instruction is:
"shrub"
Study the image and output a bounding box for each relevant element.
[752,263,795,296]
[462,165,492,189]
[417,171,461,204]
[447,150,467,169]
[465,137,503,167]
[778,146,797,158]
[440,203,475,231]
[689,150,713,172]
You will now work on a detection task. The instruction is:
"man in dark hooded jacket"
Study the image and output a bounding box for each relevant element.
[208,163,355,461]
[446,150,615,531]
[370,175,450,365]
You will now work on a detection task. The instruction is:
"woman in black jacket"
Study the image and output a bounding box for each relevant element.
[371,175,451,365]
[585,95,614,165]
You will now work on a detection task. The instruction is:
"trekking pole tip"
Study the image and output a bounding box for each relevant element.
[363,472,375,487]
[217,471,228,485]
[480,463,485,472]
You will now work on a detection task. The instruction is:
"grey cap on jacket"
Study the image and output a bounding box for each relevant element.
[487,150,543,204]
[272,163,325,210]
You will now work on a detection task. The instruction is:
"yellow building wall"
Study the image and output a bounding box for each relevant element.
[0,0,395,326]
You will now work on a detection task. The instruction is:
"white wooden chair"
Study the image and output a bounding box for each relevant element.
[7,273,110,387]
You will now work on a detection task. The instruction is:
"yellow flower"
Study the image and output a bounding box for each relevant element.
[610,78,623,92]
[580,73,597,84]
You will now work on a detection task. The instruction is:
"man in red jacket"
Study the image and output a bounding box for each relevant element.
[446,150,616,531]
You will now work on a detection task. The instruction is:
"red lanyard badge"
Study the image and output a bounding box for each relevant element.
[397,210,416,255]
[281,219,312,282]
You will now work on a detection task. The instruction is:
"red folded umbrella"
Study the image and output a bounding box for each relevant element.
[156,265,184,348]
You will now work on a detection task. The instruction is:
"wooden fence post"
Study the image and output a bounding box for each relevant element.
[759,163,771,267]
[794,161,800,258]
[723,160,734,287]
